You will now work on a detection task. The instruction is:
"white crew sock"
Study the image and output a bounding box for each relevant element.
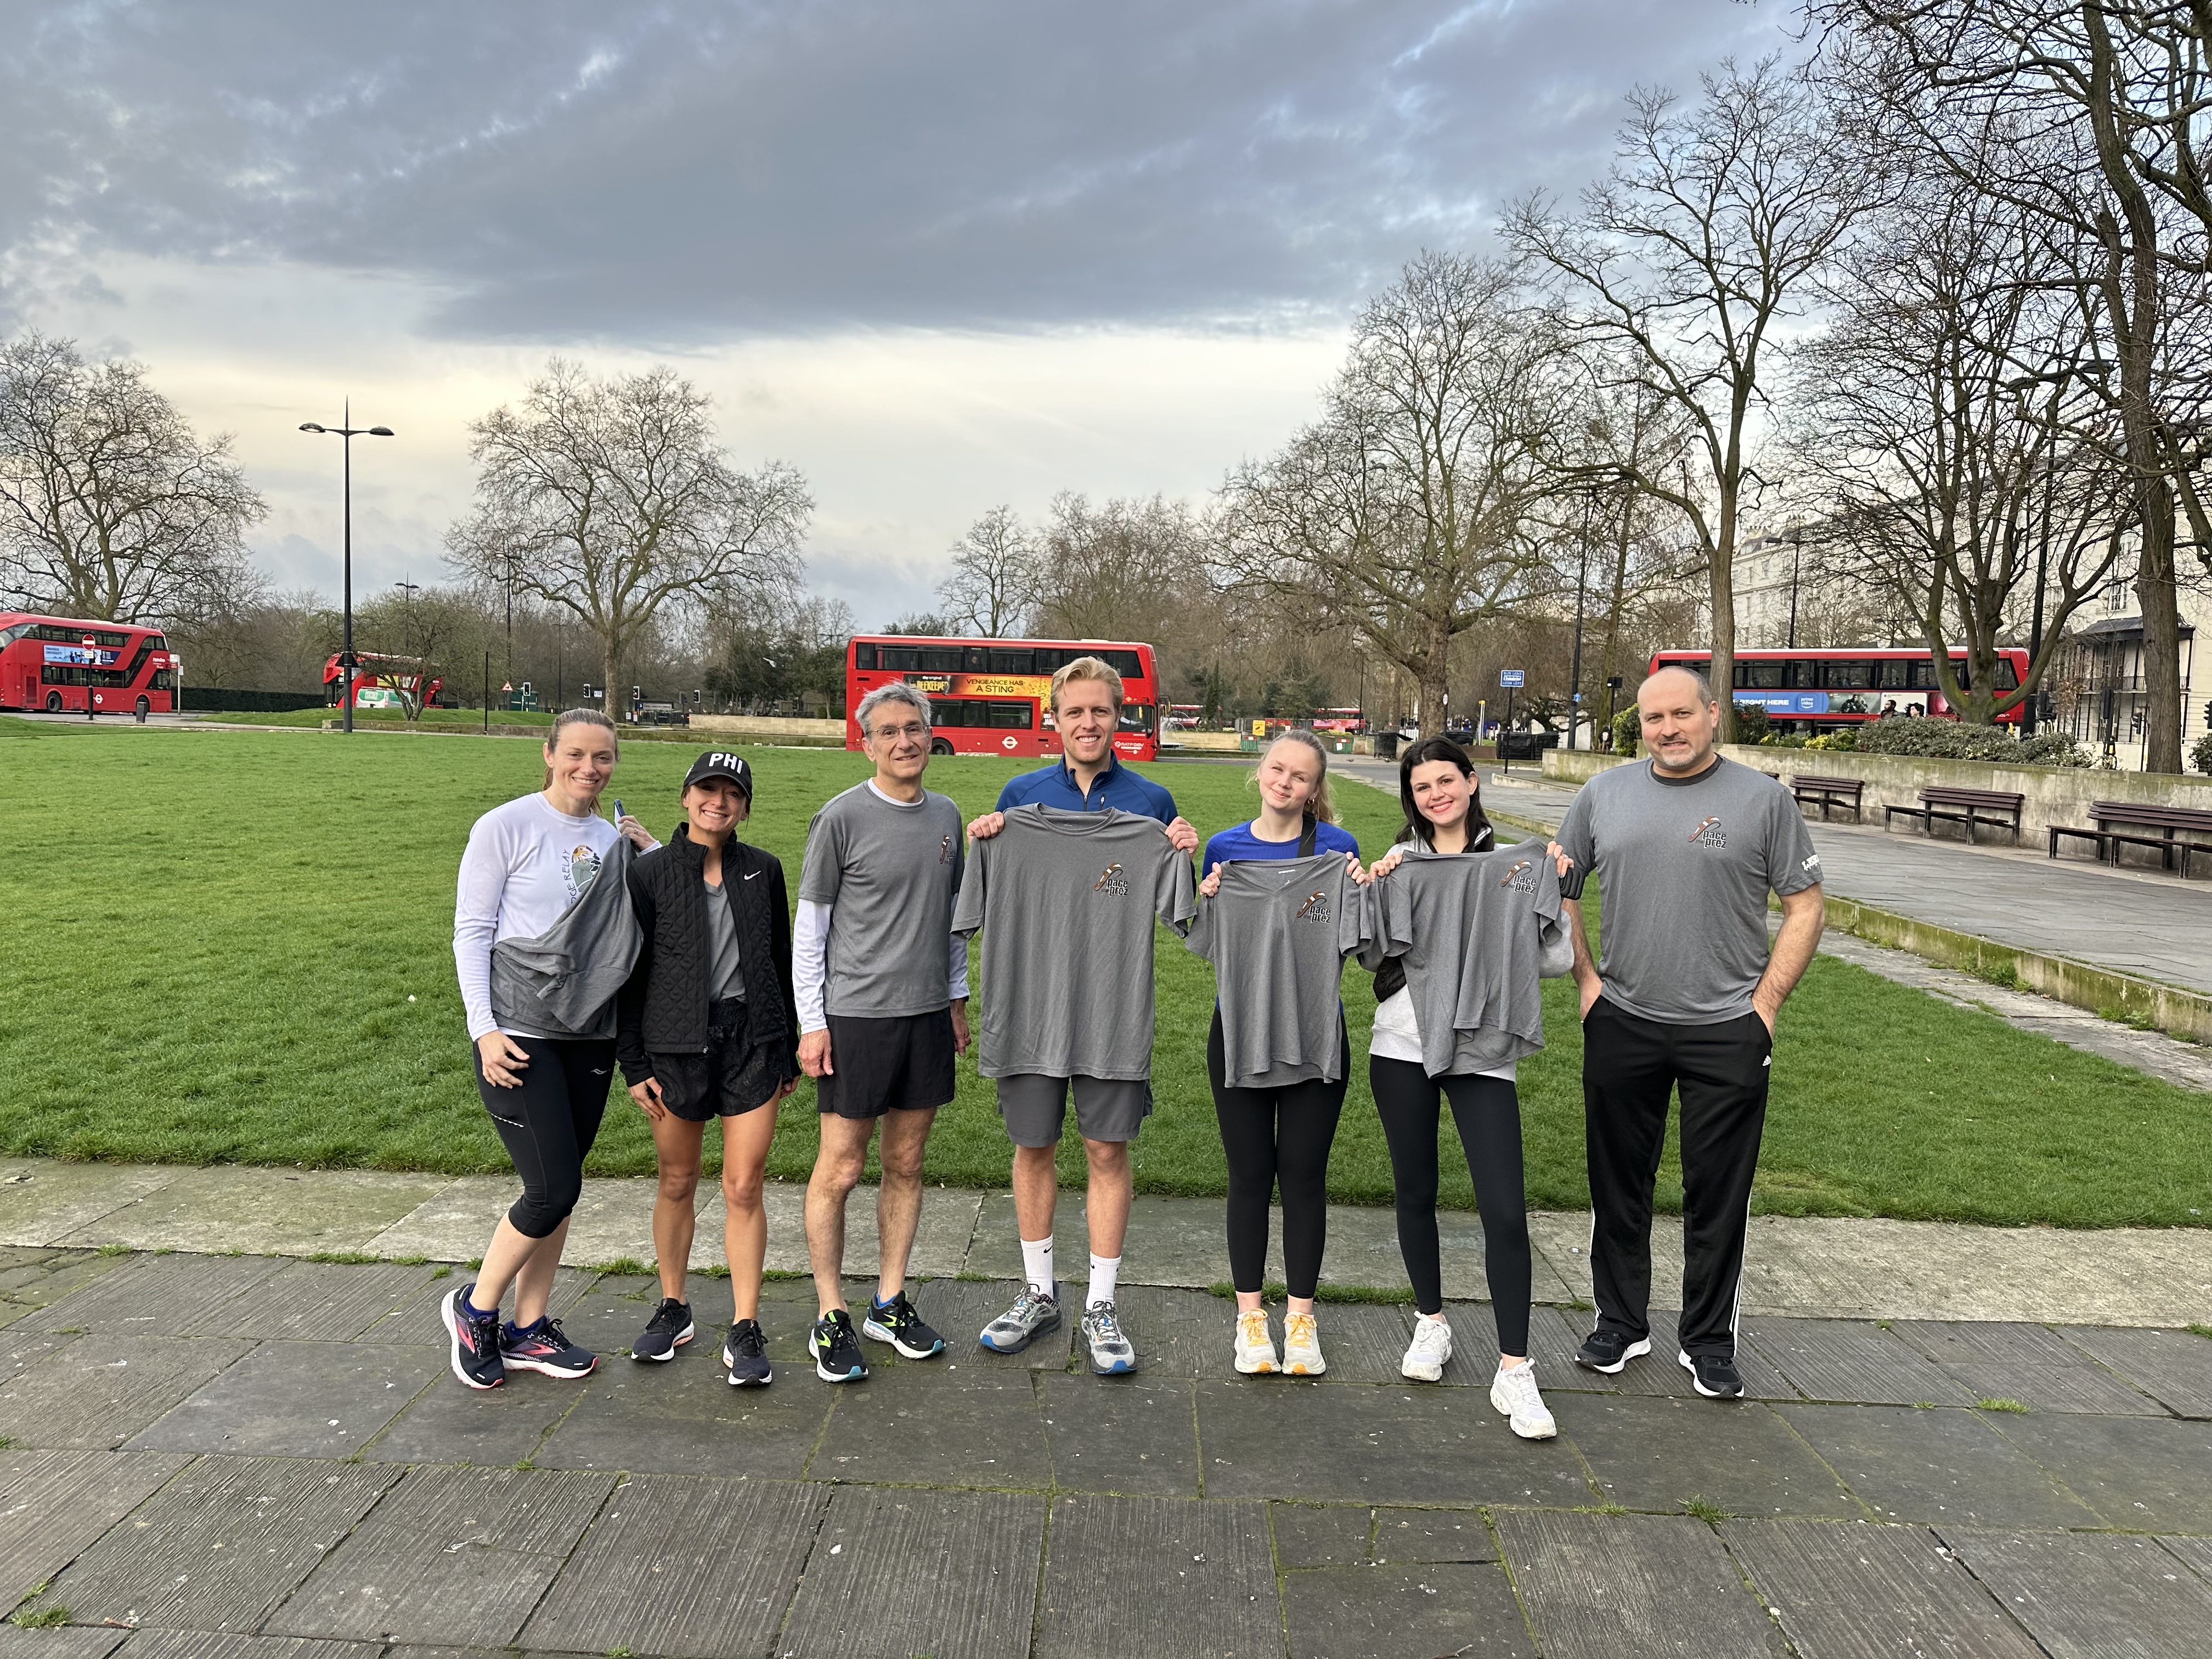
[1087,1253,1121,1309]
[1020,1236,1056,1297]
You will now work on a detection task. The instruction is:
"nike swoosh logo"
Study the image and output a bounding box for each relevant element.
[743,871,761,880]
[1761,1056,1770,1067]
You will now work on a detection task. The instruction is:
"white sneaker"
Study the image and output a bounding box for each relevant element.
[1282,1310,1326,1376]
[1490,1358,1558,1440]
[1233,1310,1277,1375]
[1402,1315,1452,1382]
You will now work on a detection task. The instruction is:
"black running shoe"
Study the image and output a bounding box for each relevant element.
[861,1290,945,1359]
[810,1308,870,1383]
[724,1318,772,1387]
[441,1284,504,1390]
[501,1314,598,1379]
[1680,1348,1745,1399]
[1574,1328,1654,1375]
[631,1297,694,1362]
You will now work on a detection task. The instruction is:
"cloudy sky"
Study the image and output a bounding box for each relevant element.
[1,0,1793,627]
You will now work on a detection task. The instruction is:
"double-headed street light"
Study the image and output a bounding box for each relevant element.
[299,402,394,733]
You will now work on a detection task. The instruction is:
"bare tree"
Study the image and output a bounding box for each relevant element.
[446,359,811,708]
[938,505,1040,636]
[0,334,266,623]
[1506,57,1874,739]
[1216,252,1565,735]
[1034,491,1209,644]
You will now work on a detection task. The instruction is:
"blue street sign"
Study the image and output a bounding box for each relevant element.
[1499,669,1526,688]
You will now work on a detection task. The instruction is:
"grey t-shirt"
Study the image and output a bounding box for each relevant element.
[703,879,744,1002]
[1185,852,1367,1088]
[799,782,966,1018]
[1554,755,1822,1025]
[1361,840,1568,1077]
[951,805,1197,1081]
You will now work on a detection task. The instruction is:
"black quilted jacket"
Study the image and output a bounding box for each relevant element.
[614,825,798,1086]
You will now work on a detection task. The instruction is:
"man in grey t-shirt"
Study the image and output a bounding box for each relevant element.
[792,683,970,1384]
[1555,665,1825,1400]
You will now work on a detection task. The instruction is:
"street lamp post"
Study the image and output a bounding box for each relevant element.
[1787,526,1804,651]
[1567,497,1593,749]
[299,403,394,733]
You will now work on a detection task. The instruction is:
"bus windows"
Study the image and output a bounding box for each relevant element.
[1735,661,1784,689]
[986,700,1033,729]
[1907,659,1937,689]
[987,648,1032,674]
[1031,648,1065,673]
[1118,702,1154,735]
[1099,649,1142,677]
[1821,660,1876,690]
[963,646,989,671]
[877,646,919,671]
[1876,659,1909,689]
[854,641,879,669]
[1995,658,2019,689]
[916,647,961,672]
[1782,659,1817,689]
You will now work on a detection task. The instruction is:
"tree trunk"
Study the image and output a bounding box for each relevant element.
[2136,477,2185,771]
[603,638,622,725]
[1708,519,1738,744]
[1419,613,1454,739]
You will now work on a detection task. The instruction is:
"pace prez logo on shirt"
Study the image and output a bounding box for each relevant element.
[1687,816,1728,849]
[1499,859,1537,893]
[1093,861,1129,898]
[1294,888,1330,925]
[939,834,955,865]
[565,844,602,900]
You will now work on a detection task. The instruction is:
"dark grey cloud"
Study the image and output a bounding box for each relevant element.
[2,1,1788,340]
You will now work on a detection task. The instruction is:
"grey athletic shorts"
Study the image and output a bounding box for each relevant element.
[995,1074,1153,1147]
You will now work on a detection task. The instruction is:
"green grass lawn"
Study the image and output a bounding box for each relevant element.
[3,716,2207,1225]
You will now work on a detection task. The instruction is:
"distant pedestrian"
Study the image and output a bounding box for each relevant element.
[447,709,656,1390]
[794,684,968,1385]
[616,751,800,1387]
[1190,731,1367,1376]
[1555,665,1824,1400]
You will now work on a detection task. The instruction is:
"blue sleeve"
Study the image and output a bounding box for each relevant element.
[1138,775,1178,826]
[1319,821,1361,860]
[994,773,1029,812]
[1202,828,1238,879]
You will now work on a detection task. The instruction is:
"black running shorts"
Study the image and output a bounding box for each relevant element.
[815,1008,958,1119]
[651,998,791,1122]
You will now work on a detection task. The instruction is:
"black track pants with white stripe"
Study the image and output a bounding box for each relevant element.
[1581,998,1771,1359]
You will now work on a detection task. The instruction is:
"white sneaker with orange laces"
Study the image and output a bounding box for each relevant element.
[1233,1309,1278,1374]
[1282,1310,1327,1375]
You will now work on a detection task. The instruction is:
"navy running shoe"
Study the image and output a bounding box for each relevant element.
[501,1314,597,1379]
[724,1318,773,1387]
[810,1308,870,1383]
[441,1284,505,1390]
[631,1297,694,1362]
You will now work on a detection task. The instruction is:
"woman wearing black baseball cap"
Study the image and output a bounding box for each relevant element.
[616,750,802,1385]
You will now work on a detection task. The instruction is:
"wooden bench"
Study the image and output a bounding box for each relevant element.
[1789,773,1865,822]
[2049,800,2212,877]
[1884,785,2025,845]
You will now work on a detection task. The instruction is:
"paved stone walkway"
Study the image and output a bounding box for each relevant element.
[0,1244,2209,1657]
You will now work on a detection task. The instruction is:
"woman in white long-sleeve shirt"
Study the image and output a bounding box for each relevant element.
[444,708,654,1390]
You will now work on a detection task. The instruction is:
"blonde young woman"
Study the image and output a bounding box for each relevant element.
[1195,730,1368,1376]
[448,710,656,1390]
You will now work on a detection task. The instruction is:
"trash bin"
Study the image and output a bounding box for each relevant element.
[1374,732,1403,762]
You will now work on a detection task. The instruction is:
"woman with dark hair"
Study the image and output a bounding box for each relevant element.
[1363,737,1575,1440]
[447,709,656,1390]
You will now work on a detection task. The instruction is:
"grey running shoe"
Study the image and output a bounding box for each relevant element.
[1081,1300,1137,1375]
[979,1283,1062,1354]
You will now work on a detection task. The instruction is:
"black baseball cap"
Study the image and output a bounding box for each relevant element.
[682,751,754,799]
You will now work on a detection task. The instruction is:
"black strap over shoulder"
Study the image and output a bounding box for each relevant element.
[1297,815,1317,858]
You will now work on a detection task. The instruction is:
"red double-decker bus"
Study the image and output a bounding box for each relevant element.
[321,652,447,712]
[0,613,176,715]
[1648,646,2033,726]
[844,635,1161,760]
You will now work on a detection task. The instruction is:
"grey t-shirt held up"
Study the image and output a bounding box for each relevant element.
[799,781,966,1019]
[1184,851,1367,1088]
[951,805,1197,1081]
[1554,755,1822,1026]
[1360,840,1570,1077]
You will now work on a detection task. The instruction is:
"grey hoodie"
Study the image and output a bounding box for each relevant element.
[490,836,642,1040]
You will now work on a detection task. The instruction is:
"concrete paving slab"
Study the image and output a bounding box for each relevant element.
[1743,1318,1975,1407]
[1110,1282,1244,1378]
[1938,1527,2212,1659]
[1282,1561,1532,1659]
[1373,1505,1501,1562]
[0,1161,178,1249]
[1037,1493,1277,1659]
[182,1261,447,1343]
[1270,1502,1373,1567]
[532,1358,834,1480]
[0,1334,252,1449]
[1038,1374,1198,1496]
[0,1249,136,1320]
[1892,1319,2170,1415]
[1982,1410,2212,1532]
[778,1486,1045,1659]
[18,1252,292,1337]
[1568,1396,1861,1520]
[125,1340,440,1457]
[520,1473,822,1659]
[354,1177,510,1262]
[914,1277,1074,1370]
[1195,1378,1594,1508]
[0,1631,124,1659]
[52,1166,447,1256]
[2058,1324,2212,1418]
[1492,1509,1786,1659]
[811,1362,1049,1489]
[25,1456,398,1634]
[111,1638,382,1659]
[1773,1403,2101,1530]
[1720,1517,2043,1659]
[360,1363,581,1469]
[1609,1311,1798,1402]
[1525,1305,1618,1392]
[0,1447,190,1602]
[0,1328,80,1380]
[1288,1302,1414,1385]
[266,1465,616,1648]
[2162,1533,2212,1582]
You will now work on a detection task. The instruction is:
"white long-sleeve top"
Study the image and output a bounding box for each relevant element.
[454,794,623,1041]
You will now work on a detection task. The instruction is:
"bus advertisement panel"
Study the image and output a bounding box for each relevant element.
[1647,647,2032,724]
[845,635,1160,760]
[0,613,176,715]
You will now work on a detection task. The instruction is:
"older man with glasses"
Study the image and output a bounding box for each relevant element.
[793,682,970,1384]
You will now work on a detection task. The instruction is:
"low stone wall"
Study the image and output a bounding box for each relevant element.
[1543,744,2212,849]
[1163,731,1243,753]
[690,714,847,746]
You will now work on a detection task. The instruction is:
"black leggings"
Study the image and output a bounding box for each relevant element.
[473,1035,617,1239]
[1369,1056,1531,1354]
[1208,1011,1348,1300]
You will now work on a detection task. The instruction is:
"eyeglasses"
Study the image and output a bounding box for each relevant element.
[870,723,929,743]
